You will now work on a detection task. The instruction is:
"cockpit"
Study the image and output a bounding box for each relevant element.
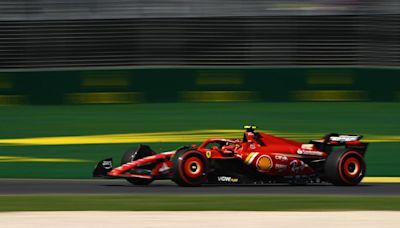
[200,139,242,155]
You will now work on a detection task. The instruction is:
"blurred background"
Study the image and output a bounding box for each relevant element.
[0,0,399,179]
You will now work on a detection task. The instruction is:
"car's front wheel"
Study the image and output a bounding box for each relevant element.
[120,145,155,185]
[171,147,208,187]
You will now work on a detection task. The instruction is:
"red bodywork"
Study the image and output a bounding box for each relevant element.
[104,130,366,182]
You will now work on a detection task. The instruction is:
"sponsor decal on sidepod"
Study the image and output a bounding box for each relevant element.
[297,149,324,156]
[275,164,287,172]
[217,176,239,183]
[256,155,273,172]
[275,155,288,161]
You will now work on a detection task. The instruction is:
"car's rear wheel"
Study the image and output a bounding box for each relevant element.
[324,150,366,186]
[172,147,208,187]
[121,145,155,185]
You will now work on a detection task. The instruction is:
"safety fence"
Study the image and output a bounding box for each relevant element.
[0,0,399,68]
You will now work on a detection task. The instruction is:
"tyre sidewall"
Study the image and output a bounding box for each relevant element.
[172,148,208,187]
[121,145,155,165]
[324,150,366,186]
[121,145,156,185]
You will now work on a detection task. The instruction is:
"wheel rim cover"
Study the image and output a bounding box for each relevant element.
[343,157,361,178]
[184,157,203,178]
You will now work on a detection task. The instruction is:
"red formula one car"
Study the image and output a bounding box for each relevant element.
[93,126,368,186]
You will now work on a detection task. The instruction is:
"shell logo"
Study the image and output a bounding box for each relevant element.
[256,155,273,172]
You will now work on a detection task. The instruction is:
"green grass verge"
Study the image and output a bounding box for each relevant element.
[1,103,400,138]
[1,195,400,211]
[0,102,399,178]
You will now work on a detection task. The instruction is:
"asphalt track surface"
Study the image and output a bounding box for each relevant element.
[0,179,399,195]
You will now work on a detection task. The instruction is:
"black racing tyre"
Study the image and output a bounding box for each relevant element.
[324,150,366,186]
[171,147,208,187]
[121,145,156,185]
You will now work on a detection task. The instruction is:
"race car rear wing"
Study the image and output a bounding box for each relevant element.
[310,133,368,154]
[323,133,362,143]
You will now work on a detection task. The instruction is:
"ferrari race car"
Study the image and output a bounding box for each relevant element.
[93,126,368,186]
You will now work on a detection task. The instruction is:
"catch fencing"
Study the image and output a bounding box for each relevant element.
[0,0,399,68]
